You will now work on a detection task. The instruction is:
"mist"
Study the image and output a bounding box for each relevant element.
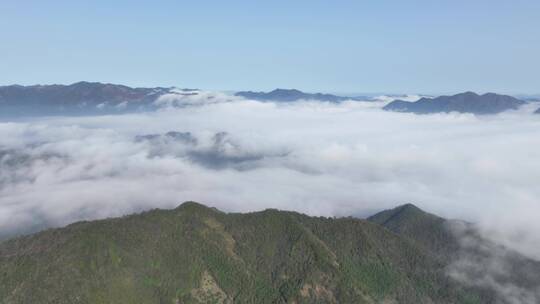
[1,93,539,261]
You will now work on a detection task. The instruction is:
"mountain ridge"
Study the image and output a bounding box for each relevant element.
[383,92,526,114]
[2,201,539,303]
[235,88,368,102]
[0,81,170,117]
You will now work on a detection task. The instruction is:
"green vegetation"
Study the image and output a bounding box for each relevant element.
[367,203,460,258]
[0,202,532,303]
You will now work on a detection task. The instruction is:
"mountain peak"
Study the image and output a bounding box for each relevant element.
[270,88,302,94]
[459,91,479,97]
[368,203,460,257]
[395,203,422,211]
[69,81,105,87]
[368,203,433,228]
[175,201,213,212]
[71,80,94,85]
[371,203,424,222]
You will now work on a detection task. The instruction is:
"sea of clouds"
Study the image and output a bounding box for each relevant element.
[1,92,539,264]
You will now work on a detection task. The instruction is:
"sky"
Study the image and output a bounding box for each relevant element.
[1,0,540,94]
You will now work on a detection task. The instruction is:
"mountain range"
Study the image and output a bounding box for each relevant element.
[1,202,538,303]
[0,83,370,117]
[383,92,526,114]
[0,82,536,117]
[0,82,170,116]
[235,89,368,102]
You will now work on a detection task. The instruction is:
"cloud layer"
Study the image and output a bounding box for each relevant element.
[1,95,539,261]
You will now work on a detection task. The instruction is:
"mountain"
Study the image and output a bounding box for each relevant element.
[235,89,367,102]
[0,82,170,117]
[2,202,539,303]
[367,204,458,257]
[535,107,540,114]
[369,204,540,303]
[383,92,526,114]
[0,83,371,117]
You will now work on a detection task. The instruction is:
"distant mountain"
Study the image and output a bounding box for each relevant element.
[235,88,368,102]
[0,81,170,117]
[0,83,374,117]
[535,107,540,114]
[383,92,526,114]
[2,202,539,303]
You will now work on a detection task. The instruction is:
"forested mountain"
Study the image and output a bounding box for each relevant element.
[2,202,539,303]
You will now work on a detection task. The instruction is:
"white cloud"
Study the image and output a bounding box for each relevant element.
[447,221,540,304]
[154,88,241,107]
[1,94,540,262]
[373,94,427,103]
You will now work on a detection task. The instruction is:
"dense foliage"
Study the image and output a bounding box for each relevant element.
[0,202,536,303]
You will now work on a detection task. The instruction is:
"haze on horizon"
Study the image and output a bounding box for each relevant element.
[2,0,540,94]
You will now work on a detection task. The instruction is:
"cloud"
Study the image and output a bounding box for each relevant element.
[0,94,540,264]
[135,130,288,170]
[447,221,540,304]
[154,89,240,107]
[373,94,426,103]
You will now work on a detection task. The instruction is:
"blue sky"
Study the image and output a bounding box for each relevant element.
[1,0,539,94]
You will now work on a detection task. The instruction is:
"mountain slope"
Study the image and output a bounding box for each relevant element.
[235,89,367,102]
[1,202,491,304]
[367,203,459,257]
[383,92,526,114]
[369,204,540,303]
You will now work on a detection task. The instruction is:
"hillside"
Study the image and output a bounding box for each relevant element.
[1,202,539,303]
[369,204,540,303]
[367,204,458,257]
[383,92,526,114]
